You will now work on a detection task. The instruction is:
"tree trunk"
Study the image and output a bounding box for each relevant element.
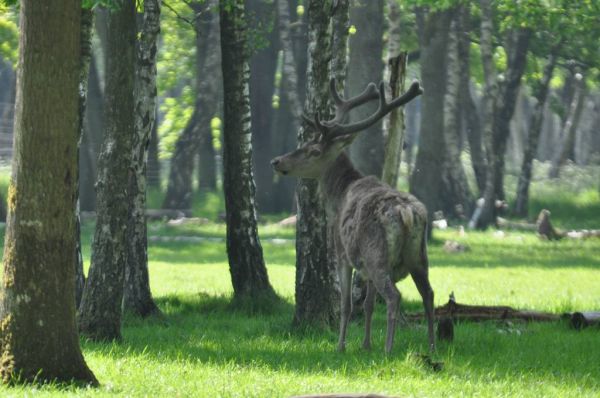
[514,51,558,217]
[147,110,161,188]
[220,0,275,301]
[549,75,586,179]
[457,7,486,196]
[441,10,473,219]
[477,16,531,228]
[123,0,161,318]
[0,0,97,384]
[249,0,279,214]
[78,0,137,341]
[293,0,338,329]
[75,8,94,310]
[347,0,385,177]
[381,53,407,188]
[196,4,221,192]
[409,9,452,230]
[162,2,215,210]
[476,0,497,228]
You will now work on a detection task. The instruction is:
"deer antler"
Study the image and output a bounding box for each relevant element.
[315,79,423,140]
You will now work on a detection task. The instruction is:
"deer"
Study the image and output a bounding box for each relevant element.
[270,78,435,354]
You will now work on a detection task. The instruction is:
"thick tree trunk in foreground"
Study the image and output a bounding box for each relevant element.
[75,8,94,309]
[549,75,586,179]
[78,0,137,341]
[123,0,161,318]
[410,9,452,229]
[220,0,275,301]
[0,0,97,384]
[347,0,385,177]
[442,11,473,219]
[293,0,338,328]
[514,51,558,217]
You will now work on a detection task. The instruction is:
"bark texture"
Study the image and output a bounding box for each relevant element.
[514,51,558,217]
[78,0,137,341]
[0,0,97,384]
[293,0,338,328]
[381,53,407,189]
[220,0,275,300]
[123,0,161,317]
[409,9,452,228]
[441,11,473,218]
[347,0,385,177]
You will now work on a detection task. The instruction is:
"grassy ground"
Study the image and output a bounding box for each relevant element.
[0,164,599,397]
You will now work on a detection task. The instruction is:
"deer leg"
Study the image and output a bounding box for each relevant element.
[411,268,435,353]
[337,264,353,352]
[362,279,375,351]
[372,275,401,354]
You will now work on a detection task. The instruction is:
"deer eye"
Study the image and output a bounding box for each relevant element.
[308,147,322,157]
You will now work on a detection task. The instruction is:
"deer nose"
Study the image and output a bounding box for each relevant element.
[270,158,280,167]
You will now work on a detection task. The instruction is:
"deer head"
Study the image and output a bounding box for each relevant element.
[271,78,423,178]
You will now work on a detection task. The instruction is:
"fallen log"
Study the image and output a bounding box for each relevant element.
[570,312,600,330]
[407,295,560,323]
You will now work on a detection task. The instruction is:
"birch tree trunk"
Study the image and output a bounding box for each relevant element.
[78,0,137,341]
[75,8,94,309]
[123,0,161,318]
[549,74,586,179]
[381,53,407,188]
[514,51,558,217]
[0,0,97,384]
[347,0,385,177]
[293,0,338,328]
[220,0,275,302]
[442,11,473,218]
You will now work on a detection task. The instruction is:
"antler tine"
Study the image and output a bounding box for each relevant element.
[323,79,379,127]
[326,80,423,139]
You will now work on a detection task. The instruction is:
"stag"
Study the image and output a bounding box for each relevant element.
[271,79,434,354]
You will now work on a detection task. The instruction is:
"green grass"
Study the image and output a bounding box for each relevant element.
[1,163,600,397]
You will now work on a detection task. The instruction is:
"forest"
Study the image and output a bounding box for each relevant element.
[0,0,599,396]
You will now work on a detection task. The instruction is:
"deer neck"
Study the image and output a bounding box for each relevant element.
[319,152,362,217]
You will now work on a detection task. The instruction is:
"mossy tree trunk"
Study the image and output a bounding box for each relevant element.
[220,0,275,301]
[123,0,161,318]
[293,0,339,329]
[78,0,137,341]
[0,0,97,384]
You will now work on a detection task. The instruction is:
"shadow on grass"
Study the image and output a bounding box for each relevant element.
[82,293,600,388]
